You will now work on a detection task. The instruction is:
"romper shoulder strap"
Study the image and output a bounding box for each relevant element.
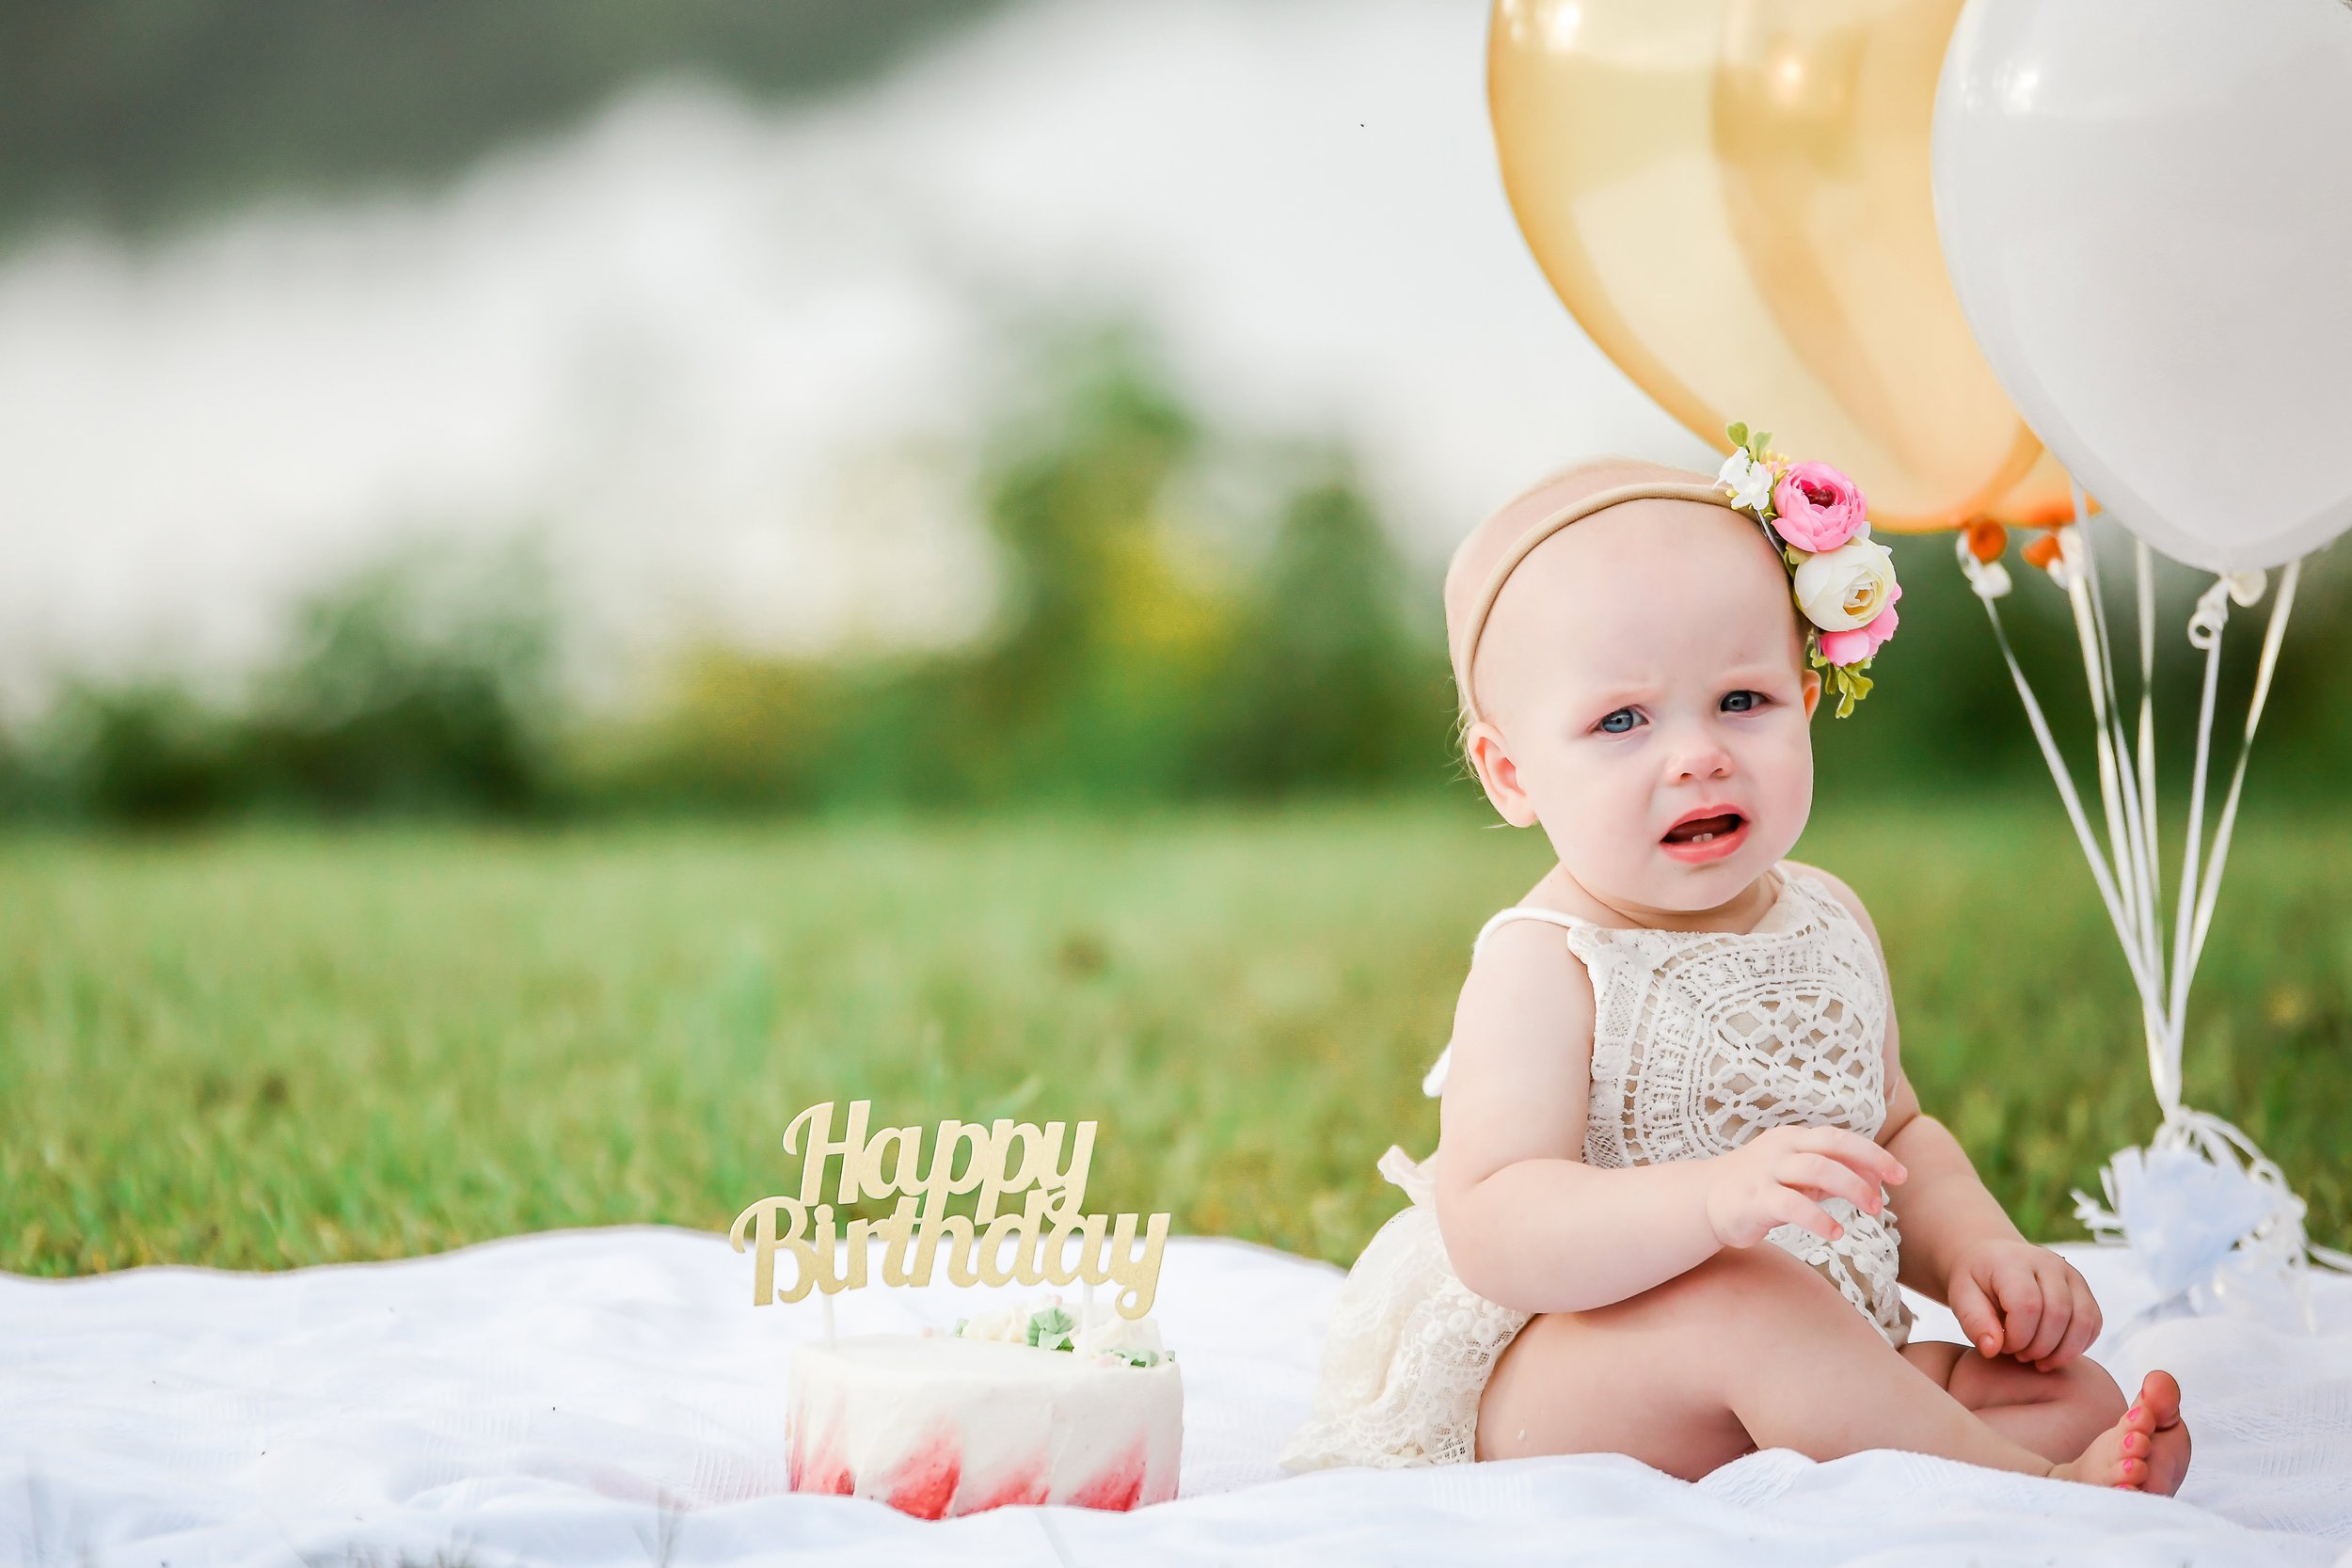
[1420,907,1596,1097]
[1470,905,1592,960]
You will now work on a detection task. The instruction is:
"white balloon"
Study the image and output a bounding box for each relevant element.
[1932,0,2352,575]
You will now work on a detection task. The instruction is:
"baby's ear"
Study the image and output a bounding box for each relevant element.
[1800,668,1824,721]
[1464,722,1539,828]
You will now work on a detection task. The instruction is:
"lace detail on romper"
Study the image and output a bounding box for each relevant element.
[1279,868,1910,1473]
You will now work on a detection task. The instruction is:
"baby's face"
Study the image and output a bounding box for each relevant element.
[1474,499,1820,914]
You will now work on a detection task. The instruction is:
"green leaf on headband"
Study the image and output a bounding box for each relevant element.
[1752,431,1773,460]
[1726,420,1750,449]
[1834,665,1873,718]
[1806,647,1875,719]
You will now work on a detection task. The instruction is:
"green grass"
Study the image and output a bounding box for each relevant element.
[2,800,2345,1279]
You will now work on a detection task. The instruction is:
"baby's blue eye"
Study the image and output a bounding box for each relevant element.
[1722,690,1764,713]
[1597,707,1641,734]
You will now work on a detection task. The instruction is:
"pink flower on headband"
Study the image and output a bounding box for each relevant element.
[1817,584,1902,666]
[1770,462,1869,552]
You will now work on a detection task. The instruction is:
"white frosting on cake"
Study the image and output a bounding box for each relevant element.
[788,1332,1183,1516]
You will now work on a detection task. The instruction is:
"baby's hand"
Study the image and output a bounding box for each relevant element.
[1704,1126,1907,1250]
[1947,1239,2102,1370]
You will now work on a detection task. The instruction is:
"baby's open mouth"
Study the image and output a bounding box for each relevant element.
[1661,812,1744,846]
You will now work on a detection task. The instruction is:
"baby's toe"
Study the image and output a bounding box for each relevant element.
[2137,1369,2184,1430]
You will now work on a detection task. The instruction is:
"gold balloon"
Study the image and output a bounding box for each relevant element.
[1489,0,2076,531]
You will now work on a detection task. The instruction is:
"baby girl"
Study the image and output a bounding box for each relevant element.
[1281,451,2190,1493]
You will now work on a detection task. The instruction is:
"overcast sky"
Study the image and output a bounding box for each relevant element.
[0,0,1703,709]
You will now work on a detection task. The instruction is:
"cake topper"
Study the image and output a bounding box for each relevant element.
[731,1100,1172,1338]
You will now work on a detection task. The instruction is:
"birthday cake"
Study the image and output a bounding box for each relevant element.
[787,1298,1182,1516]
[738,1102,1183,1516]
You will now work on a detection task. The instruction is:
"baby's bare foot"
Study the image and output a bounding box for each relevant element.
[2049,1370,2189,1495]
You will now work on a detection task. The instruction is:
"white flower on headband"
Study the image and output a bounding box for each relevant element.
[1716,448,1776,515]
[1793,538,1897,631]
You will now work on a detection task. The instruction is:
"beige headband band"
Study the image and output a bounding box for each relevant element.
[1454,479,1740,728]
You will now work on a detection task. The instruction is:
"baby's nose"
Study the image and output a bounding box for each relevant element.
[1667,736,1736,782]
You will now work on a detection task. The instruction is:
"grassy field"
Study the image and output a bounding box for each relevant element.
[2,800,2345,1279]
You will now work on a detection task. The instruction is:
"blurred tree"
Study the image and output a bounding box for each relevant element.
[1204,463,1452,796]
[246,545,561,816]
[944,327,1216,803]
[576,646,848,815]
[43,680,244,825]
[583,329,1453,814]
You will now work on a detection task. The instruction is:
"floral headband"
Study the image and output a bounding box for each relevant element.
[1454,422,1899,726]
[1714,421,1900,718]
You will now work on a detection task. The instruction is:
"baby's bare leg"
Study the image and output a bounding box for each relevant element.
[1899,1339,2125,1463]
[1478,1243,2068,1481]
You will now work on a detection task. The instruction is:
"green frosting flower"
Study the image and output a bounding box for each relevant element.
[1025,1305,1076,1352]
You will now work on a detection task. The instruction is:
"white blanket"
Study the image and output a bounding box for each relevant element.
[4,1228,2347,1566]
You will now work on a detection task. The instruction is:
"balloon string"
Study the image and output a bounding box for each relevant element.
[2187,559,2299,977]
[2060,510,2171,1085]
[2134,540,2163,1031]
[2165,588,2230,1064]
[1969,538,2339,1287]
[1974,590,2168,1020]
[2075,503,2167,981]
[2059,513,2146,943]
[2079,578,2137,928]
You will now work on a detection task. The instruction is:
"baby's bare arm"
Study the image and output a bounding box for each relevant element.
[1432,920,1902,1315]
[1882,1078,2027,1295]
[1431,923,1712,1312]
[1791,859,2104,1367]
[1782,861,2031,1288]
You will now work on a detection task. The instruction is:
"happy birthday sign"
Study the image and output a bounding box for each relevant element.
[730,1101,1171,1319]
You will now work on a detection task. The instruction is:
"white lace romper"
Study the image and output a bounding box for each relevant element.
[1280,865,1912,1472]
